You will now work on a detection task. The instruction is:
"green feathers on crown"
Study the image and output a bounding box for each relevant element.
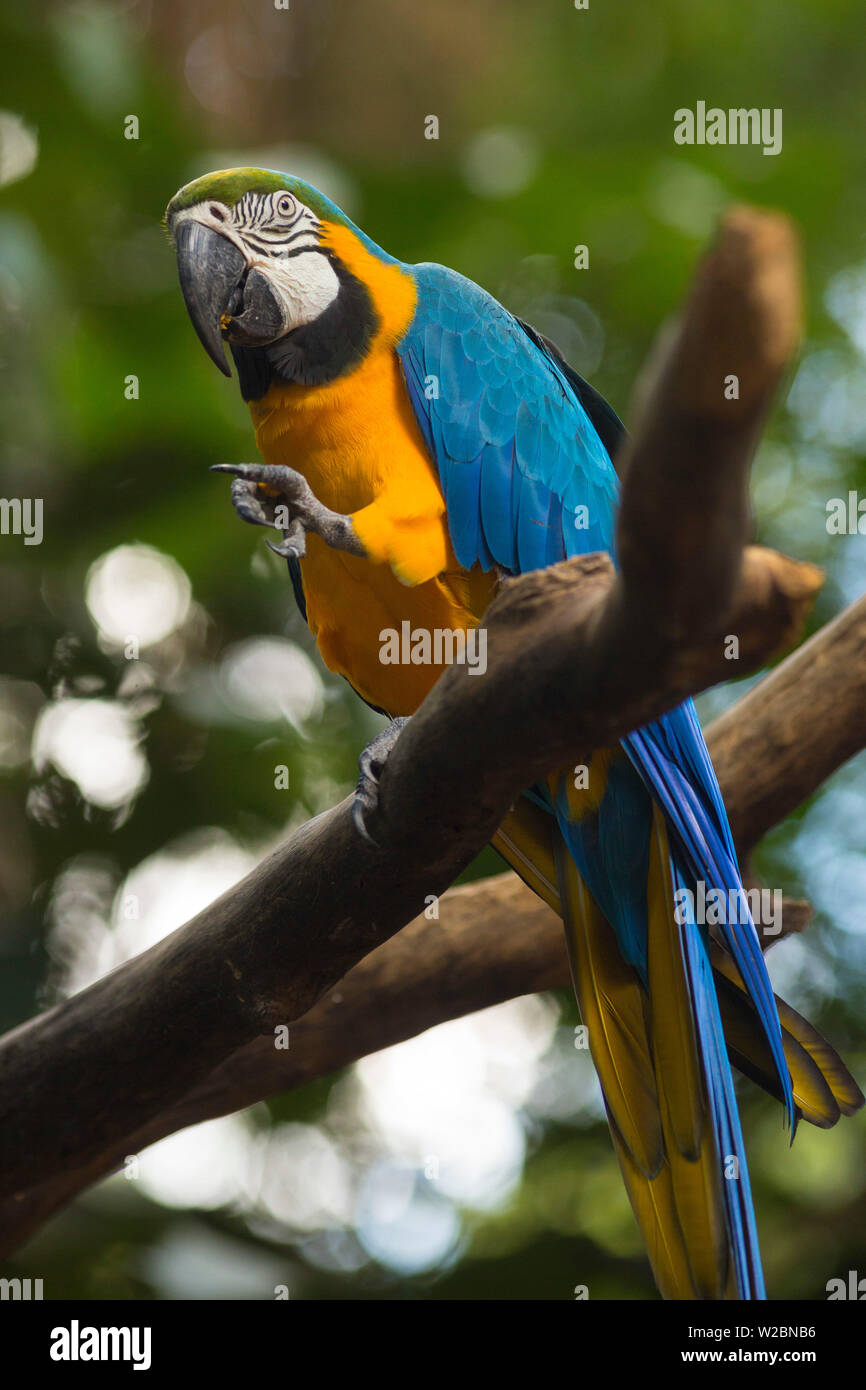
[165,167,355,231]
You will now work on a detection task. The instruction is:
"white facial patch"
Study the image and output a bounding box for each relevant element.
[171,190,340,337]
[258,232,341,332]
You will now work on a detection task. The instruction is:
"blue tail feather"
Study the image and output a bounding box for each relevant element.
[671,859,766,1299]
[623,709,795,1132]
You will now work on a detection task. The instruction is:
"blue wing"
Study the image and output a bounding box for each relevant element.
[397,264,618,574]
[396,261,794,1298]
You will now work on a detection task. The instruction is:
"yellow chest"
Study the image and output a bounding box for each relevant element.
[250,355,495,715]
[250,347,428,513]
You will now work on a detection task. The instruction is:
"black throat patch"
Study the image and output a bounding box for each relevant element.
[230,253,379,401]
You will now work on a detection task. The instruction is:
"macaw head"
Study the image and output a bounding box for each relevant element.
[165,167,403,394]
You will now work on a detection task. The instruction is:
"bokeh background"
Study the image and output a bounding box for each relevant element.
[1,0,864,1300]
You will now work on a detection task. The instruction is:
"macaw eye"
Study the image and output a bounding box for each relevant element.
[276,194,295,218]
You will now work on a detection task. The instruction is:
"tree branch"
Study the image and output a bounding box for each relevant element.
[707,592,866,854]
[0,206,833,1258]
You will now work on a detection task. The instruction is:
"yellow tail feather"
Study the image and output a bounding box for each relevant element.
[711,941,864,1126]
[646,808,705,1160]
[554,839,663,1179]
[554,824,730,1297]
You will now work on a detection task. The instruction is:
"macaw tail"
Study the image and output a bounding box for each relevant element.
[554,810,763,1298]
[492,704,863,1300]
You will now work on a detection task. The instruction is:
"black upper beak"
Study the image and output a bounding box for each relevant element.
[174,220,247,377]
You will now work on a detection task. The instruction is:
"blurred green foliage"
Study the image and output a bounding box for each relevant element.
[0,0,864,1300]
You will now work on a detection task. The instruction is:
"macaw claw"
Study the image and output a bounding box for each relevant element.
[351,717,410,846]
[265,517,307,559]
[211,462,366,558]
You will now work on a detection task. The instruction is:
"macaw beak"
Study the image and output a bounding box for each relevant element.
[174,220,245,376]
[174,218,291,377]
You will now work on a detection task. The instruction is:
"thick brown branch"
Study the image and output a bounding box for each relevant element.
[707,592,866,854]
[617,208,802,644]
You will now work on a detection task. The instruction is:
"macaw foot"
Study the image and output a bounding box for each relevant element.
[211,462,366,559]
[352,717,410,846]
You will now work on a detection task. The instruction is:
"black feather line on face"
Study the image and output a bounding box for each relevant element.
[230,256,379,401]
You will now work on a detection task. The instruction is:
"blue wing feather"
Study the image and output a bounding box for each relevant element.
[397,262,618,572]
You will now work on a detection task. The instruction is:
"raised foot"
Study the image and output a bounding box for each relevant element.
[211,462,365,559]
[352,717,410,846]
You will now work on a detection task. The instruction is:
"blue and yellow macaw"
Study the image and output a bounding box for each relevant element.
[166,169,863,1299]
